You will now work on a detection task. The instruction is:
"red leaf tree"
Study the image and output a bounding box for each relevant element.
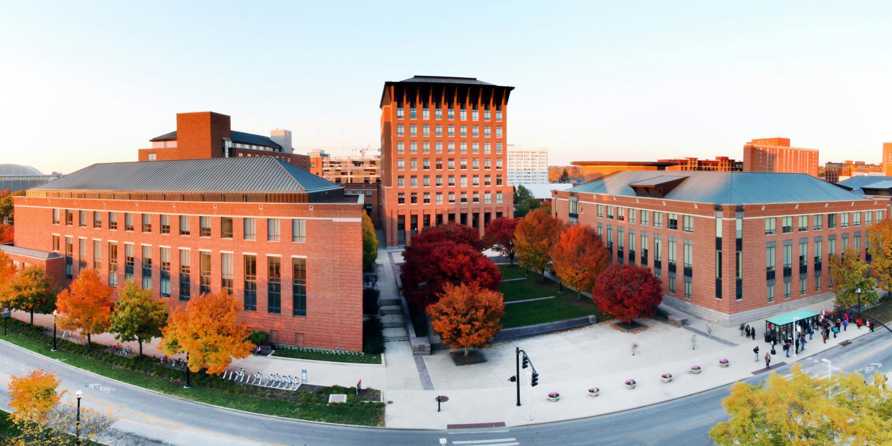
[401,240,501,308]
[550,225,609,297]
[483,217,518,264]
[593,264,662,324]
[411,223,484,251]
[427,283,505,356]
[514,207,563,277]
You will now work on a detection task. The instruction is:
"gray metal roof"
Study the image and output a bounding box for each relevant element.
[149,130,283,151]
[0,164,42,176]
[0,244,62,260]
[35,157,341,195]
[398,75,495,86]
[570,171,866,205]
[839,176,892,195]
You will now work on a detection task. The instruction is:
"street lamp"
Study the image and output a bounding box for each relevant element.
[52,310,58,351]
[856,287,862,316]
[2,308,9,336]
[75,390,82,445]
[508,347,539,407]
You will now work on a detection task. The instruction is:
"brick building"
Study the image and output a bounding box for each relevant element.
[883,143,892,176]
[822,160,883,184]
[138,112,309,169]
[379,76,514,246]
[3,157,364,351]
[308,149,381,224]
[552,171,889,324]
[569,156,740,182]
[743,137,819,176]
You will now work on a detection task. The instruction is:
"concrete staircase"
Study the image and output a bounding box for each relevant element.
[380,300,409,342]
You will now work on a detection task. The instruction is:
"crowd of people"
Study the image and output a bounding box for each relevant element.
[741,308,876,369]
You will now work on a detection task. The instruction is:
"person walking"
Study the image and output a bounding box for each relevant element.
[753,345,760,362]
[783,340,790,358]
[764,352,772,369]
[843,317,848,332]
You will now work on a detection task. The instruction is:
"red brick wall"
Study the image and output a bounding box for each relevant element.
[13,195,363,351]
[743,138,819,176]
[554,190,890,317]
[176,112,230,160]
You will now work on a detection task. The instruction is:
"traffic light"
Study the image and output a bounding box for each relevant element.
[531,372,539,387]
[522,354,530,369]
[509,375,517,382]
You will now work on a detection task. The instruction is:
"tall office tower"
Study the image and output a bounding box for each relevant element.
[379,76,514,246]
[742,137,819,176]
[507,146,549,185]
[270,129,294,153]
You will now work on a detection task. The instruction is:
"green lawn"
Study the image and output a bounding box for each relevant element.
[497,264,528,281]
[0,320,384,426]
[498,265,602,328]
[271,347,381,364]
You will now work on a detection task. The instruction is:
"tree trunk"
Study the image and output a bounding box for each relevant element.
[463,347,469,357]
[29,310,34,326]
[138,340,143,358]
[86,333,91,348]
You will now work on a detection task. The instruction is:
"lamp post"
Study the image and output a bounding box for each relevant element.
[856,287,862,316]
[2,308,8,336]
[75,390,82,445]
[52,310,58,351]
[183,352,192,389]
[508,347,539,407]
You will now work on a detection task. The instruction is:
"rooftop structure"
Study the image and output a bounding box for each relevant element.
[743,137,819,176]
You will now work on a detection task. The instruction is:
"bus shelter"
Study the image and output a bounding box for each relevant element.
[765,309,819,341]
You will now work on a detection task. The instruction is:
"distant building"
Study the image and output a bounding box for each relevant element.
[519,183,572,205]
[743,137,819,176]
[660,156,742,172]
[507,147,548,185]
[270,129,294,153]
[0,164,62,192]
[308,149,381,224]
[137,112,309,169]
[822,160,883,184]
[883,143,892,176]
[570,156,740,182]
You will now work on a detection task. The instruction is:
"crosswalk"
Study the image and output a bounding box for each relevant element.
[441,436,520,446]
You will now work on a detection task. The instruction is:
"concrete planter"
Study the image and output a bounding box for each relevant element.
[547,392,561,402]
[587,387,600,398]
[624,379,637,390]
[719,358,730,368]
[660,373,673,383]
[689,365,702,375]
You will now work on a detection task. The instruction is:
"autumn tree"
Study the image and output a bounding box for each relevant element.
[514,207,562,277]
[109,281,168,357]
[55,269,113,347]
[711,365,892,446]
[867,218,892,296]
[8,370,61,425]
[427,283,505,356]
[593,264,662,324]
[483,217,518,264]
[0,223,12,244]
[830,249,880,310]
[161,291,254,376]
[513,185,540,218]
[0,251,18,334]
[550,225,609,298]
[401,241,502,308]
[362,213,378,272]
[0,189,12,224]
[411,223,484,250]
[9,266,54,325]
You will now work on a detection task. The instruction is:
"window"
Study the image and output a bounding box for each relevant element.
[78,238,86,271]
[65,210,73,225]
[200,216,211,237]
[683,240,693,268]
[78,210,87,227]
[460,109,467,120]
[853,212,861,226]
[766,245,776,272]
[64,237,73,278]
[682,215,693,232]
[396,142,404,154]
[52,209,60,224]
[409,107,417,119]
[866,211,874,226]
[828,213,837,228]
[124,244,135,281]
[221,253,233,295]
[267,218,280,241]
[179,215,190,235]
[52,235,60,252]
[472,110,479,121]
[781,216,792,233]
[641,210,649,226]
[293,258,307,316]
[93,211,101,229]
[243,255,257,310]
[160,247,171,297]
[92,239,101,270]
[654,212,664,228]
[422,108,430,120]
[435,109,443,119]
[179,249,191,300]
[878,210,886,222]
[160,215,170,234]
[268,257,281,314]
[764,218,776,235]
[448,108,455,120]
[813,214,823,230]
[221,217,233,239]
[798,215,808,231]
[840,213,849,228]
[767,282,775,302]
[243,218,255,240]
[125,213,134,231]
[108,242,118,287]
[141,245,152,289]
[496,127,503,138]
[142,214,152,232]
[199,252,211,294]
[292,219,306,243]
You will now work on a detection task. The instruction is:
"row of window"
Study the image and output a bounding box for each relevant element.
[763,211,884,235]
[396,157,503,171]
[396,174,504,188]
[396,190,504,205]
[396,107,502,122]
[396,141,503,155]
[52,210,307,243]
[395,124,504,139]
[54,236,308,316]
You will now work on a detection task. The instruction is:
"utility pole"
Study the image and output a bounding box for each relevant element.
[509,347,539,407]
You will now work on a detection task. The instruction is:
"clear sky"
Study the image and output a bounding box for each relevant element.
[2,1,891,173]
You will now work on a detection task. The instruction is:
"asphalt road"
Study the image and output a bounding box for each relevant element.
[1,330,890,446]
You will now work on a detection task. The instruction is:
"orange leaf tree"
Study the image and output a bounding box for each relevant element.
[514,207,563,277]
[56,269,113,347]
[0,251,16,310]
[427,283,505,356]
[550,225,610,297]
[8,369,61,425]
[161,291,254,375]
[10,266,55,325]
[867,218,892,296]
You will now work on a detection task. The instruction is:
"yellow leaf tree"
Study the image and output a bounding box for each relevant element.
[8,369,61,425]
[0,250,16,306]
[9,266,55,325]
[830,249,880,310]
[514,207,562,277]
[56,269,114,347]
[427,283,505,356]
[362,213,378,272]
[710,365,892,446]
[161,291,254,375]
[867,218,892,295]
